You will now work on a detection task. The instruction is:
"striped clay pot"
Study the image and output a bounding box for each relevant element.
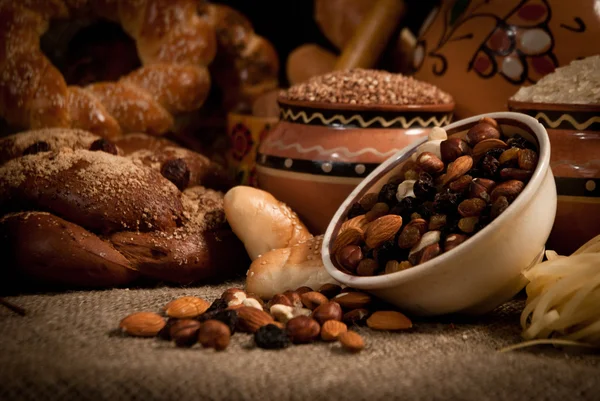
[509,100,600,254]
[256,98,454,234]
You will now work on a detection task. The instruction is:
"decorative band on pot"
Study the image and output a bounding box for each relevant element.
[508,100,600,255]
[256,98,455,234]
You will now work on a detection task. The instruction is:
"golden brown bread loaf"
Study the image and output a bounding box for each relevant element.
[0,212,139,288]
[0,128,247,289]
[199,3,279,111]
[0,0,215,138]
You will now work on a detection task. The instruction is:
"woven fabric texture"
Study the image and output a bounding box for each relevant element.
[1,281,599,401]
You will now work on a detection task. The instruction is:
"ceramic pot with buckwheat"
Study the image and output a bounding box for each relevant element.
[256,69,454,234]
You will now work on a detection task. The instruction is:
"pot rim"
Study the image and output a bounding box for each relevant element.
[321,111,552,290]
[278,97,455,114]
[507,99,600,112]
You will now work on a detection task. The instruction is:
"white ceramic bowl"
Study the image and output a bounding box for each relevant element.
[322,112,557,316]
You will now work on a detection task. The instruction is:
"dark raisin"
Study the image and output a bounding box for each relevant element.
[22,141,50,156]
[347,202,365,219]
[161,158,190,191]
[484,148,505,160]
[479,154,499,179]
[507,134,528,149]
[90,138,118,155]
[433,190,462,214]
[204,298,228,313]
[374,240,405,266]
[468,167,483,178]
[440,216,460,239]
[389,196,420,221]
[377,183,399,206]
[416,201,436,220]
[198,309,238,334]
[413,172,437,200]
[254,324,290,349]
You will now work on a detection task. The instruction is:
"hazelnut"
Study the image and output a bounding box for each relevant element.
[282,290,303,308]
[312,301,343,324]
[490,180,524,202]
[444,233,469,252]
[318,283,342,298]
[336,245,363,272]
[221,288,247,307]
[465,122,501,146]
[269,294,293,308]
[286,316,321,344]
[342,308,371,325]
[469,178,494,201]
[440,137,471,163]
[448,174,473,193]
[197,320,231,351]
[301,291,329,310]
[161,158,190,191]
[499,168,533,182]
[416,152,445,174]
[169,319,201,347]
[294,286,313,296]
[23,141,51,156]
[419,243,441,264]
[89,138,118,155]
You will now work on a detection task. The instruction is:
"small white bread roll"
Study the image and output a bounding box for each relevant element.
[246,236,339,299]
[224,186,313,260]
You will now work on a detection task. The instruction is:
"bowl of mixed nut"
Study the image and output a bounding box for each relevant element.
[322,112,556,316]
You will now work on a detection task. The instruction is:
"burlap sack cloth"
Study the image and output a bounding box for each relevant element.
[1,280,599,400]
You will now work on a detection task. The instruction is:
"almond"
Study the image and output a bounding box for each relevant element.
[236,306,275,333]
[333,291,372,309]
[321,320,348,341]
[339,330,365,352]
[364,215,403,249]
[416,152,445,174]
[366,311,413,331]
[340,215,370,233]
[119,312,166,337]
[443,155,473,185]
[472,138,508,159]
[164,296,210,319]
[332,227,363,255]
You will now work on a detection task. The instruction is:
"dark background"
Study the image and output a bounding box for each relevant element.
[212,0,439,85]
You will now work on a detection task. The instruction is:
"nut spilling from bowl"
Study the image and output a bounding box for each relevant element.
[332,117,540,276]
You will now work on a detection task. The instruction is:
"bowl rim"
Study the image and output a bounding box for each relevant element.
[277,97,456,113]
[321,111,552,290]
[507,99,600,112]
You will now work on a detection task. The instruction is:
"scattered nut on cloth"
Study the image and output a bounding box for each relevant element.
[1,281,599,401]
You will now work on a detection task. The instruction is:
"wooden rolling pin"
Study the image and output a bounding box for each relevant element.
[334,0,407,70]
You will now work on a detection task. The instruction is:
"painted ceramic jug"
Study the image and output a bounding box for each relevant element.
[413,0,600,118]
